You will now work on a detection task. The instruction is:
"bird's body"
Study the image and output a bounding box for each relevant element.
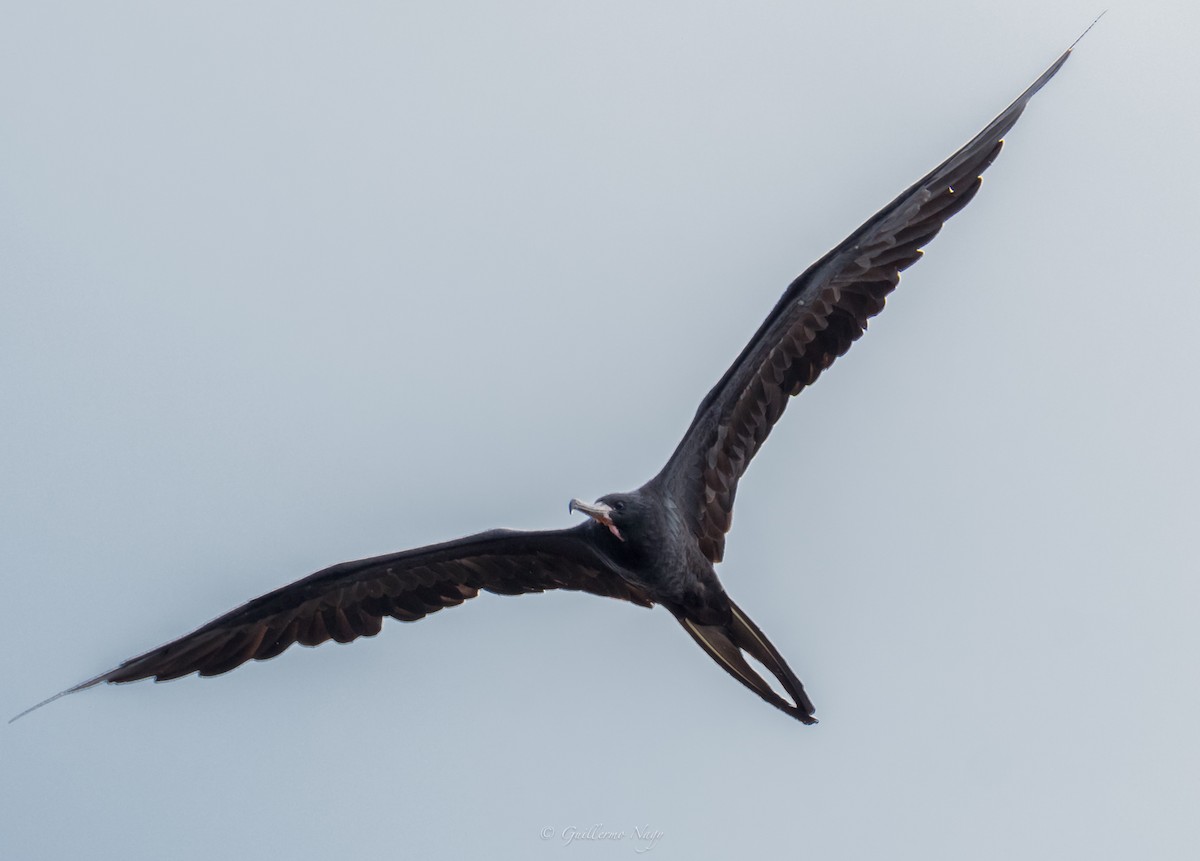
[14,39,1084,725]
[578,489,720,611]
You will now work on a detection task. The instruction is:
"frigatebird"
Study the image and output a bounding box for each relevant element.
[15,43,1080,726]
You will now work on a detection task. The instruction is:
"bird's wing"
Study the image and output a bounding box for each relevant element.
[14,526,649,720]
[655,48,1071,564]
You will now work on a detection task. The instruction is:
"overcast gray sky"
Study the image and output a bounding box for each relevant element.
[3,2,1197,859]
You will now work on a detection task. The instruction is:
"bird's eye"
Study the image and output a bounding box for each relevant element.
[614,501,626,512]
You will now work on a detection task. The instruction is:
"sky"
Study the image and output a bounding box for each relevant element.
[3,2,1197,859]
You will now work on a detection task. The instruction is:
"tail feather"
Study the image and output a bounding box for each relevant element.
[676,599,816,725]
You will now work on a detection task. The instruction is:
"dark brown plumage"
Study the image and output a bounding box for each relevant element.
[91,530,653,685]
[14,43,1076,725]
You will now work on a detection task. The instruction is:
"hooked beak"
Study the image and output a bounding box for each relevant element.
[569,498,623,541]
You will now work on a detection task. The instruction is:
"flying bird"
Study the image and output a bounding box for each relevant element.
[15,43,1080,726]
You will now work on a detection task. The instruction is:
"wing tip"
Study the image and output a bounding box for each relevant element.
[1069,11,1107,54]
[8,671,113,724]
[1033,11,1105,100]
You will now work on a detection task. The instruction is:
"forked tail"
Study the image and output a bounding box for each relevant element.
[675,599,816,725]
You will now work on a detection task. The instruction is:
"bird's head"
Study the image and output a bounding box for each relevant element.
[568,492,649,544]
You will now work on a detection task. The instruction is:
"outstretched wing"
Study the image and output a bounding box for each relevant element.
[14,526,649,720]
[655,49,1072,563]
